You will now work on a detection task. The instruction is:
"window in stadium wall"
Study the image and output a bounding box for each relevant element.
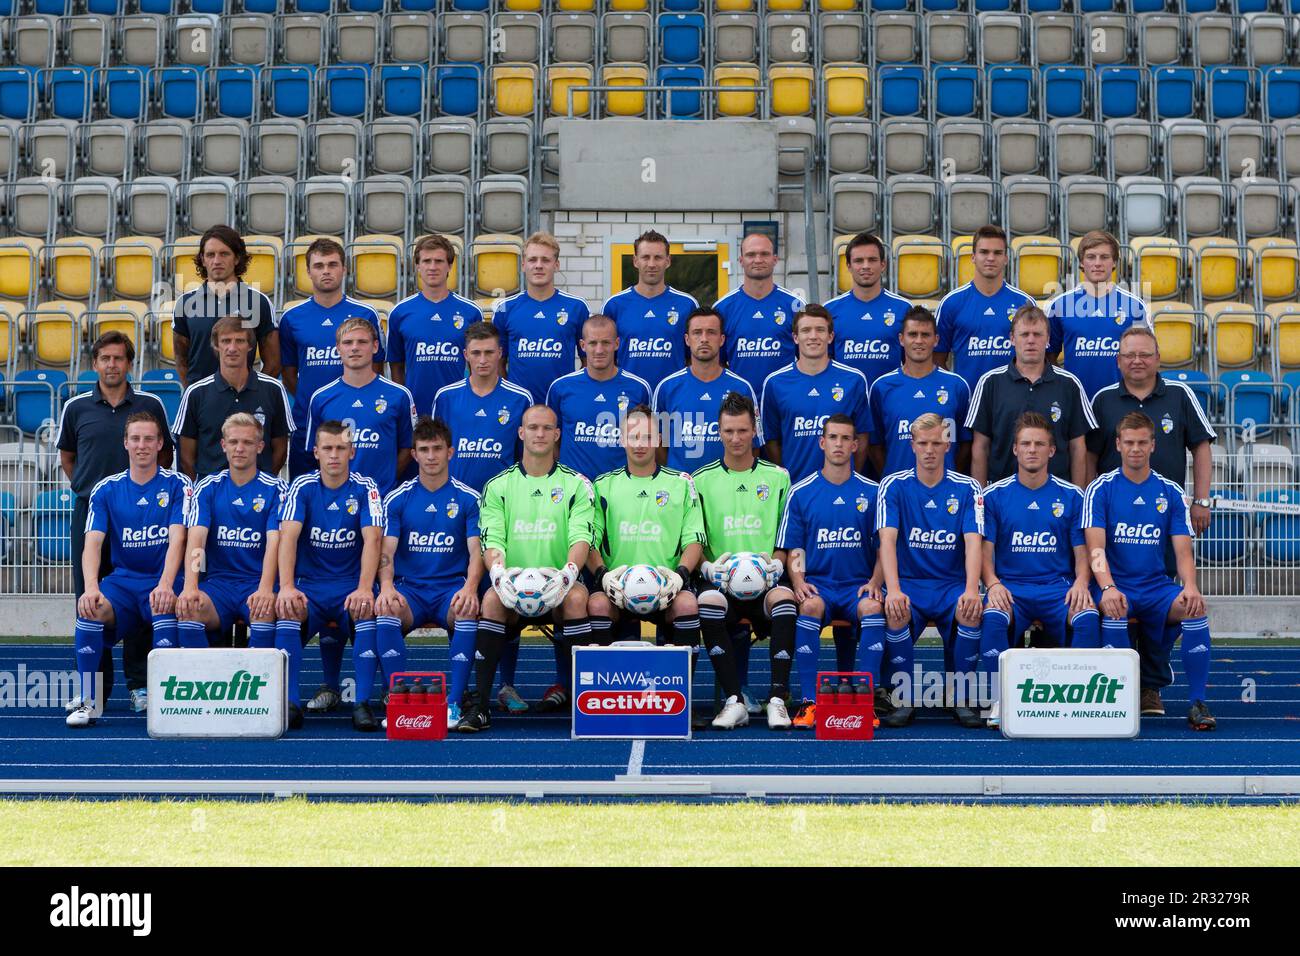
[609,243,730,305]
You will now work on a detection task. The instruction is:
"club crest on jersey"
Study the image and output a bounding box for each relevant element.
[1156,495,1168,514]
[254,411,266,426]
[773,308,786,326]
[1049,402,1062,423]
[1006,307,1018,321]
[946,495,959,515]
[756,483,770,501]
[667,308,679,326]
[1114,312,1126,325]
[884,311,896,326]
[936,387,949,406]
[655,490,670,508]
[453,314,465,329]
[856,496,869,513]
[156,490,169,508]
[1162,413,1174,434]
[1051,501,1065,518]
[551,487,564,503]
[374,397,388,414]
[252,496,266,513]
[345,496,359,515]
[831,385,844,402]
[447,500,459,519]
[498,406,511,425]
[556,309,569,326]
[617,393,630,411]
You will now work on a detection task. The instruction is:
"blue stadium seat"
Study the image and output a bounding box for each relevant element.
[294,0,333,11]
[987,66,1037,120]
[72,370,99,396]
[191,0,225,11]
[1184,0,1218,12]
[1130,0,1165,10]
[0,489,13,561]
[94,68,146,123]
[1097,66,1149,120]
[262,66,316,121]
[1196,490,1249,565]
[1078,0,1119,10]
[1222,369,1276,436]
[141,369,183,428]
[1152,66,1202,121]
[0,69,36,123]
[1236,0,1271,11]
[933,66,981,119]
[1026,0,1068,11]
[658,14,705,65]
[446,0,488,10]
[40,68,92,123]
[33,488,74,566]
[1284,370,1300,422]
[656,65,704,119]
[138,0,170,11]
[1263,67,1300,122]
[1043,67,1093,120]
[150,68,203,123]
[435,66,482,118]
[1164,370,1216,421]
[209,67,261,122]
[871,0,913,10]
[86,0,117,12]
[12,369,66,437]
[243,0,280,10]
[876,66,928,119]
[343,0,387,11]
[1207,68,1258,123]
[378,65,428,120]
[321,65,371,120]
[661,0,702,10]
[33,0,69,11]
[1258,488,1300,564]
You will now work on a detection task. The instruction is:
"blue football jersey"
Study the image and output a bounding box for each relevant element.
[383,477,481,590]
[386,290,483,415]
[935,281,1035,389]
[430,377,534,491]
[982,474,1085,585]
[876,469,982,582]
[305,375,416,494]
[825,287,911,386]
[651,367,760,473]
[867,367,972,477]
[604,285,698,391]
[714,284,804,395]
[278,297,385,441]
[776,471,879,589]
[1046,285,1152,400]
[86,468,192,577]
[1082,468,1191,588]
[760,361,871,483]
[546,369,652,481]
[493,289,589,405]
[281,471,383,583]
[187,470,285,580]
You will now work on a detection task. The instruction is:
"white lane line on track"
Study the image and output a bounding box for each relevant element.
[626,740,645,776]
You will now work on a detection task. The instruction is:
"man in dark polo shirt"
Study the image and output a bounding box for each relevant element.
[55,330,174,709]
[173,316,294,481]
[966,304,1096,488]
[173,224,280,386]
[1088,324,1215,716]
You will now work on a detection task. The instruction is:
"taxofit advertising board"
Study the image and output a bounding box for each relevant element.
[1000,648,1141,739]
[147,649,287,739]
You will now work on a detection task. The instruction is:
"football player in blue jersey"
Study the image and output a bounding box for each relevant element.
[934,224,1035,390]
[825,232,912,387]
[493,231,591,404]
[760,304,871,482]
[652,306,759,472]
[278,237,385,479]
[876,413,985,728]
[867,305,972,479]
[177,413,284,653]
[714,232,806,396]
[1083,411,1215,731]
[776,414,886,727]
[387,234,484,415]
[305,317,416,494]
[275,421,385,730]
[376,417,483,730]
[604,230,698,390]
[431,321,533,492]
[1046,230,1152,401]
[69,413,192,727]
[979,412,1100,728]
[546,314,653,481]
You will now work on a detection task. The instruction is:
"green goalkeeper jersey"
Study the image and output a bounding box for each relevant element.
[592,466,705,568]
[479,462,595,569]
[691,458,791,560]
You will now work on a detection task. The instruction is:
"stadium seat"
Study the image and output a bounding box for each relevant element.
[1152,66,1204,121]
[547,65,592,118]
[767,14,813,63]
[0,238,41,305]
[820,13,866,65]
[1208,302,1262,372]
[551,14,597,64]
[1042,66,1093,120]
[28,301,82,374]
[349,235,404,300]
[714,64,760,118]
[180,176,236,237]
[423,117,477,176]
[601,64,649,117]
[1085,12,1133,66]
[769,64,815,117]
[333,13,381,64]
[879,118,929,176]
[94,67,146,122]
[886,175,941,238]
[1264,67,1300,123]
[298,177,353,241]
[980,12,1030,66]
[280,14,326,66]
[1151,301,1202,368]
[1004,174,1061,237]
[1161,119,1214,179]
[658,14,705,64]
[476,174,529,235]
[1258,488,1300,565]
[994,119,1047,177]
[1108,119,1159,177]
[928,12,976,65]
[987,66,1037,120]
[38,66,91,122]
[1119,175,1173,237]
[933,65,981,119]
[891,235,948,299]
[823,64,869,119]
[319,64,370,121]
[33,487,75,566]
[193,119,248,179]
[90,299,148,356]
[7,179,56,243]
[7,18,54,70]
[1012,235,1068,299]
[1243,443,1294,498]
[490,65,538,119]
[379,64,428,121]
[1249,238,1300,307]
[1208,68,1259,124]
[243,236,284,300]
[386,12,436,64]
[1130,236,1187,301]
[440,12,488,62]
[875,66,926,120]
[1196,489,1249,566]
[471,233,524,297]
[13,368,66,437]
[828,176,883,251]
[1268,303,1300,379]
[657,65,705,119]
[225,14,273,66]
[0,300,17,375]
[416,176,471,238]
[872,13,923,65]
[434,65,482,118]
[252,118,304,179]
[118,15,164,69]
[945,176,999,239]
[48,237,102,303]
[133,120,189,178]
[937,118,989,176]
[150,67,202,123]
[261,66,315,121]
[1192,238,1246,303]
[108,236,163,301]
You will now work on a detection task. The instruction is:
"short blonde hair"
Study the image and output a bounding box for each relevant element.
[222,412,263,439]
[1077,229,1120,261]
[523,231,560,260]
[910,412,946,437]
[335,316,378,345]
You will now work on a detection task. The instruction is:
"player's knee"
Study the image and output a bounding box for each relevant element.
[767,586,795,608]
[561,586,587,617]
[957,605,982,627]
[587,591,612,617]
[697,589,728,613]
[481,589,506,619]
[672,592,698,617]
[857,597,882,618]
[985,606,1011,625]
[799,595,824,618]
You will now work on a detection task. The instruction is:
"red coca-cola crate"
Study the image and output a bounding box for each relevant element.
[815,671,875,741]
[385,672,448,741]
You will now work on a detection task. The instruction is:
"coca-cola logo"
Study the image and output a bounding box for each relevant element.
[394,714,435,729]
[823,714,865,730]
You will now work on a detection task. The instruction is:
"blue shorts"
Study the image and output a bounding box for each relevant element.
[995,577,1091,646]
[394,579,460,632]
[1092,578,1184,646]
[299,576,374,646]
[900,577,967,646]
[202,575,265,634]
[806,580,865,626]
[100,570,175,644]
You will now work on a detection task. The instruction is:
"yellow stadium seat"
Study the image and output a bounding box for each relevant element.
[602,64,649,117]
[1013,235,1067,299]
[607,0,647,9]
[555,0,595,9]
[241,236,282,301]
[412,235,462,294]
[0,238,42,303]
[714,64,761,117]
[93,299,149,352]
[823,64,869,118]
[832,235,852,293]
[817,0,858,9]
[548,65,592,117]
[357,298,394,338]
[1206,301,1258,370]
[892,235,947,299]
[1129,236,1186,301]
[1069,235,1119,283]
[951,235,975,288]
[0,300,18,367]
[351,235,403,299]
[768,0,806,9]
[1248,237,1300,303]
[30,301,84,370]
[288,235,342,298]
[1150,301,1201,368]
[475,297,498,318]
[169,236,203,295]
[49,238,102,301]
[502,0,543,9]
[153,302,176,366]
[472,234,524,298]
[769,64,814,116]
[109,236,164,300]
[1266,302,1300,373]
[1190,236,1243,303]
[492,64,538,118]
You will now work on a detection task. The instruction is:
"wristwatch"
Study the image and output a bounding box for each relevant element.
[1100,584,1116,594]
[1193,498,1211,508]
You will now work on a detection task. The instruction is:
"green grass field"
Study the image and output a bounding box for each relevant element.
[1,800,1297,866]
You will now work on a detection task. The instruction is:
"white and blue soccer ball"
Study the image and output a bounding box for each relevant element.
[724,552,770,601]
[620,564,667,615]
[512,567,551,618]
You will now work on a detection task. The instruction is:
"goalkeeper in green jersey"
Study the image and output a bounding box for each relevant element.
[585,404,749,730]
[692,392,800,730]
[456,404,594,733]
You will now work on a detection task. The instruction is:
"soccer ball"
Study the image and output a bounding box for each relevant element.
[620,564,666,616]
[512,568,551,618]
[724,552,770,601]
